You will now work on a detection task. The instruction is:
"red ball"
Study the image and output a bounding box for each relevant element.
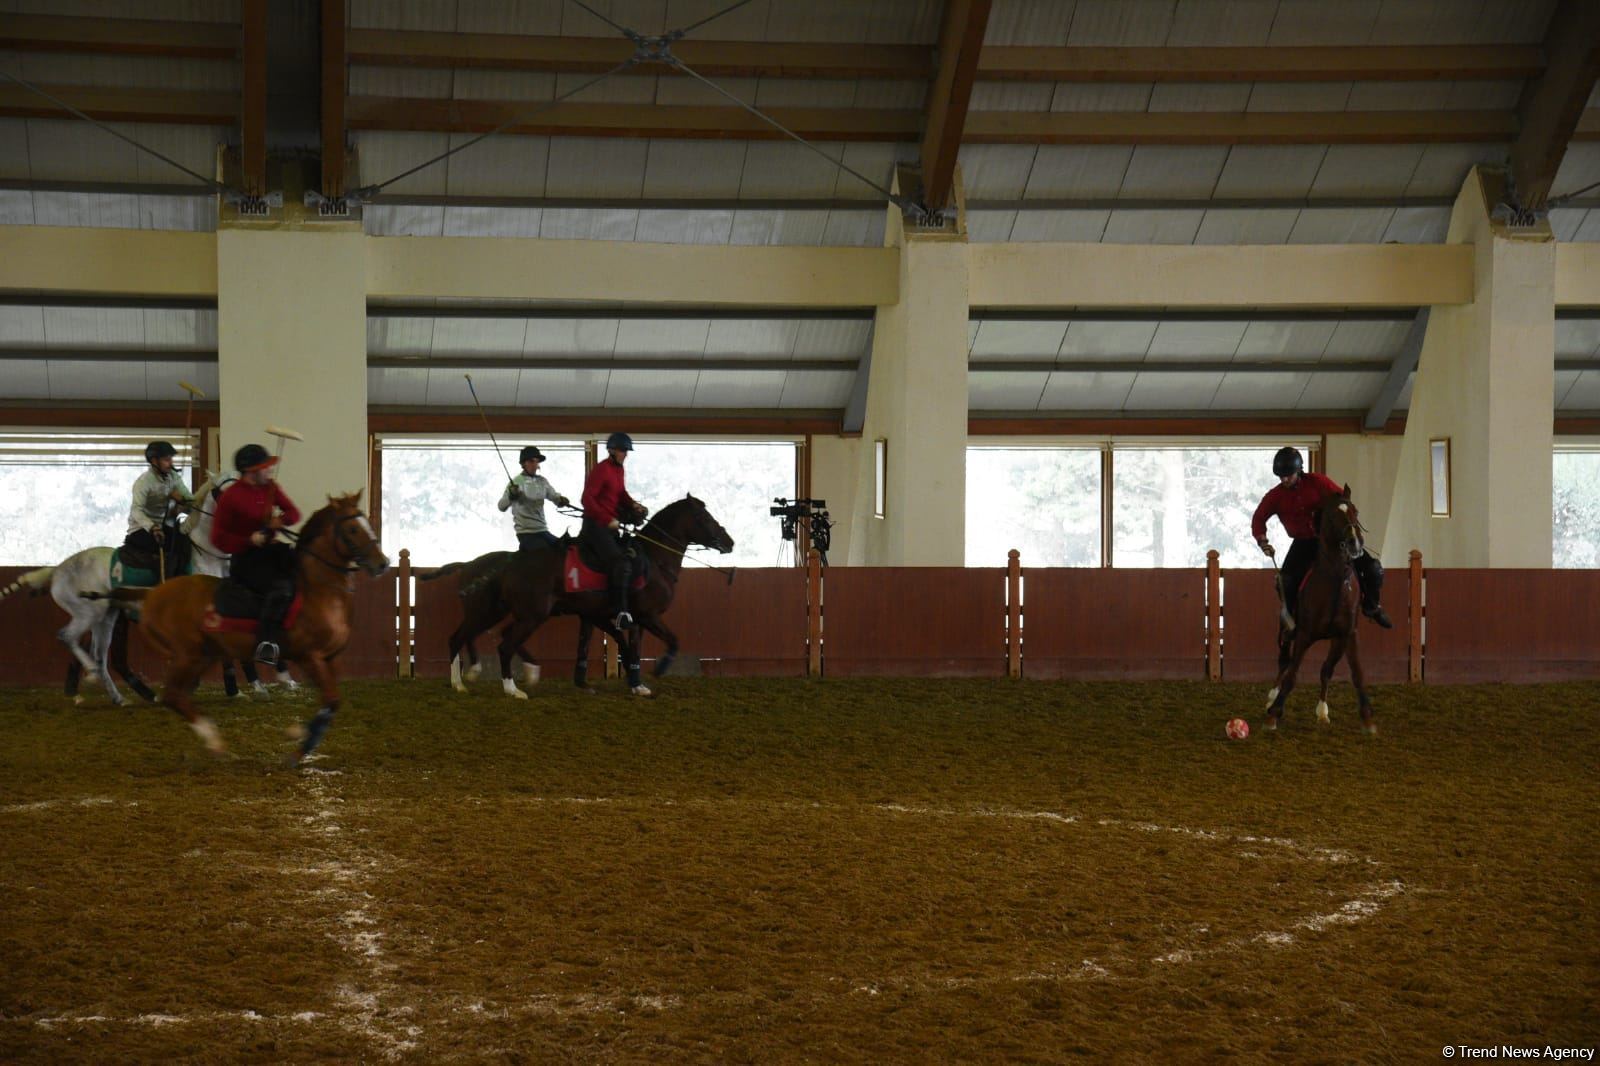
[1225,717,1250,740]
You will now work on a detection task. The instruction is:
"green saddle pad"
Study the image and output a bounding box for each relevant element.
[109,549,160,590]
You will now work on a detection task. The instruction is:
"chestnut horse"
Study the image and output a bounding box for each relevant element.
[1264,485,1376,735]
[449,495,734,698]
[128,494,388,761]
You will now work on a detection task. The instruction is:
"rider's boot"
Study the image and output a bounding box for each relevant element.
[1362,601,1394,628]
[609,561,633,629]
[256,586,292,664]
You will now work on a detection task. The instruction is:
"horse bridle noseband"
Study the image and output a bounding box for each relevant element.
[292,512,380,574]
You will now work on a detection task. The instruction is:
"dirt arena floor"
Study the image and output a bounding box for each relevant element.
[1,674,1596,1064]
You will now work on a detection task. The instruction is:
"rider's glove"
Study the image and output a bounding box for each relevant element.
[507,481,524,500]
[1258,539,1275,558]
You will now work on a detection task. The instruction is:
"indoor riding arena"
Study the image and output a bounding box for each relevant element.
[1,1,1597,1063]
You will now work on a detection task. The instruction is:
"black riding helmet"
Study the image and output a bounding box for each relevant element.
[1272,446,1304,478]
[234,443,277,473]
[605,432,634,452]
[518,445,546,464]
[145,440,177,463]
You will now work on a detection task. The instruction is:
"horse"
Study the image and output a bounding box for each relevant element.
[0,470,237,706]
[1263,485,1377,735]
[418,553,542,690]
[449,495,734,699]
[123,493,388,760]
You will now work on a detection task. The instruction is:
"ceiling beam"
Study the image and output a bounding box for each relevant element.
[978,44,1544,83]
[368,356,856,372]
[320,0,346,199]
[369,411,843,435]
[0,13,239,59]
[842,323,876,435]
[342,30,1539,84]
[970,360,1394,375]
[0,84,236,125]
[367,306,875,321]
[347,29,932,80]
[344,97,1524,144]
[1364,308,1429,430]
[1509,0,1600,210]
[921,0,992,211]
[240,0,267,197]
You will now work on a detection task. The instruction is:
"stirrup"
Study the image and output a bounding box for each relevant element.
[612,611,634,629]
[254,639,280,664]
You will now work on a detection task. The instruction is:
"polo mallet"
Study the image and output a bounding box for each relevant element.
[265,424,303,474]
[178,381,205,472]
[463,374,514,484]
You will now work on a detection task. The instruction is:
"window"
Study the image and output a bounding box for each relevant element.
[874,439,887,519]
[599,440,797,568]
[0,431,196,565]
[380,438,586,567]
[1112,447,1289,568]
[965,447,1102,566]
[1430,438,1451,517]
[1554,447,1600,568]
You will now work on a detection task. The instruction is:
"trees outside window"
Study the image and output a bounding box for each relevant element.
[1554,449,1600,568]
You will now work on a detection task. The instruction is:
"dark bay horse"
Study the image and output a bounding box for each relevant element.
[1264,485,1376,735]
[124,494,389,761]
[449,495,734,698]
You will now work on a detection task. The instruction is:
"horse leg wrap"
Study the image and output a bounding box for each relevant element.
[574,660,589,688]
[654,651,675,678]
[299,706,336,758]
[627,660,643,689]
[127,676,156,703]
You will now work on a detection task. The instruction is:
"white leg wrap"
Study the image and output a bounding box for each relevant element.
[1316,700,1330,724]
[450,657,466,693]
[465,660,482,681]
[190,717,225,753]
[1264,686,1279,708]
[502,678,527,700]
[630,684,653,698]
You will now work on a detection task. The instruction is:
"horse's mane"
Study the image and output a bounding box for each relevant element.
[295,503,341,556]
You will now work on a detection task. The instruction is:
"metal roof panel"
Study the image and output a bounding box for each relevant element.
[969,370,1050,410]
[1037,369,1139,409]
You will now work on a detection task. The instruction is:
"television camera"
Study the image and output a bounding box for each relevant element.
[770,497,832,564]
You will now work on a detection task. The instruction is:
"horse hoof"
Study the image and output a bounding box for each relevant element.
[465,663,483,681]
[576,686,598,696]
[502,681,528,700]
[1315,700,1330,724]
[250,687,271,703]
[630,684,654,698]
[450,681,468,694]
[72,694,84,707]
[190,717,226,755]
[1363,722,1379,737]
[1263,717,1278,732]
[285,722,307,741]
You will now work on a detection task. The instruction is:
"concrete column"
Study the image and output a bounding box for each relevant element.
[824,203,971,566]
[217,226,368,514]
[1383,167,1556,567]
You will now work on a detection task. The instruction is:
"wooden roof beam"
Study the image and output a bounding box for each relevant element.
[1509,0,1600,210]
[0,13,238,59]
[920,0,992,212]
[320,0,346,198]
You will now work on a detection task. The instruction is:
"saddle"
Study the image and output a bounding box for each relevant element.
[564,543,649,594]
[202,579,304,634]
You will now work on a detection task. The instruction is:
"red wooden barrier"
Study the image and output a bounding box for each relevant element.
[633,568,807,676]
[1423,569,1600,682]
[408,564,600,681]
[0,565,83,685]
[1021,568,1205,679]
[1221,567,1409,683]
[340,572,400,678]
[821,568,1007,677]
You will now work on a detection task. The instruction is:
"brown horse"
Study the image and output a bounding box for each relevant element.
[127,494,388,760]
[449,495,734,698]
[1264,485,1376,735]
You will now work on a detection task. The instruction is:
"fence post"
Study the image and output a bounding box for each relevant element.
[1206,550,1221,681]
[396,548,411,679]
[807,548,822,677]
[1007,549,1021,679]
[1408,548,1423,683]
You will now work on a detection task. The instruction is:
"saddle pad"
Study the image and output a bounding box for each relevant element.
[203,584,304,634]
[108,549,159,590]
[564,545,648,594]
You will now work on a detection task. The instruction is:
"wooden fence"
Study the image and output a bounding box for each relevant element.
[2,551,1597,686]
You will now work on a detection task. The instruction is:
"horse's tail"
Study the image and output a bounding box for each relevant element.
[418,561,468,582]
[0,566,54,602]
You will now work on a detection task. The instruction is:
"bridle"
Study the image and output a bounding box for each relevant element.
[291,511,383,575]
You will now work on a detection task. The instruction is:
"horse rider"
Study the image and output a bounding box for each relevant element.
[580,432,649,629]
[499,445,571,552]
[1252,446,1392,630]
[125,440,195,580]
[210,443,302,664]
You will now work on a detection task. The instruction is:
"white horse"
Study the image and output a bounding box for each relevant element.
[0,471,295,705]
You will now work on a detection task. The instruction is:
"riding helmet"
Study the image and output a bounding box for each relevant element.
[605,432,634,452]
[518,445,547,464]
[144,440,177,462]
[234,442,278,473]
[1272,446,1304,478]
